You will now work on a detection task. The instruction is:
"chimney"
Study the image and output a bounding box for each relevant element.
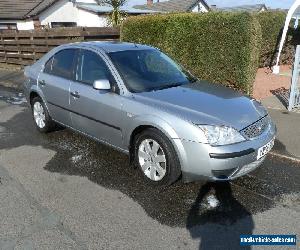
[147,0,153,5]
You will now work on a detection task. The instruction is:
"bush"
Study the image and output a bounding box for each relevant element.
[121,12,261,95]
[257,11,300,67]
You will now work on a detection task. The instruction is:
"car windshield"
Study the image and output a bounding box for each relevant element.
[109,49,197,93]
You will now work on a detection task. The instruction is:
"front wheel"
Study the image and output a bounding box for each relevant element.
[134,128,181,186]
[31,96,55,133]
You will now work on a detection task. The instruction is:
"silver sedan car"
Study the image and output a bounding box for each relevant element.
[24,42,276,185]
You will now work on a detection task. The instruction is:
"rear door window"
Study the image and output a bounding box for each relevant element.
[51,49,77,79]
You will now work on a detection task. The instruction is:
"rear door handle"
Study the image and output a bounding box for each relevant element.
[39,80,46,86]
[70,91,80,99]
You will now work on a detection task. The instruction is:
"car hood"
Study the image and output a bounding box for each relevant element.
[132,81,267,131]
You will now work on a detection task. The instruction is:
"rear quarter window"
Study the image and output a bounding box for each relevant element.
[44,57,53,74]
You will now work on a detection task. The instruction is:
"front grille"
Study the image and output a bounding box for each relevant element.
[240,115,270,139]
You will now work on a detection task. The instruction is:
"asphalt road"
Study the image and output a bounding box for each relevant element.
[0,86,299,250]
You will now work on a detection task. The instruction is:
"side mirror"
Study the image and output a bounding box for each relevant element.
[93,79,111,91]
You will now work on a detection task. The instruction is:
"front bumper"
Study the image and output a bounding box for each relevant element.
[174,121,276,183]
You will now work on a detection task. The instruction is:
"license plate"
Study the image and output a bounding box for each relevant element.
[257,138,275,160]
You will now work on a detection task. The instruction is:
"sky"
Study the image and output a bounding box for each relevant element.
[126,0,295,9]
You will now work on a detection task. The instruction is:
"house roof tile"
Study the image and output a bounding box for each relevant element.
[133,0,210,13]
[77,3,159,14]
[218,4,268,12]
[0,0,57,20]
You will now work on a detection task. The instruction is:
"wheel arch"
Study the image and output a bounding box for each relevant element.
[29,88,50,114]
[129,125,156,150]
[29,91,40,105]
[126,115,183,165]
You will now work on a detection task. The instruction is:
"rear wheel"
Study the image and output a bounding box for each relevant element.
[31,96,55,133]
[134,128,181,186]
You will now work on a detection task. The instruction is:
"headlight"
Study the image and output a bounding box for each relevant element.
[198,125,246,146]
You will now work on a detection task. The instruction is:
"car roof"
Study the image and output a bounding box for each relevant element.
[66,41,155,53]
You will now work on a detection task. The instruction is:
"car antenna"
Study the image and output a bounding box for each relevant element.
[134,43,138,48]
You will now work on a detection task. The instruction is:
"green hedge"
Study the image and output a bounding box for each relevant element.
[257,11,300,67]
[121,12,261,95]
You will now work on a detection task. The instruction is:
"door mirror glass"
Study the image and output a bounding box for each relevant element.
[93,79,111,90]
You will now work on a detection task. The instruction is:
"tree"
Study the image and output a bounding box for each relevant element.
[97,0,127,27]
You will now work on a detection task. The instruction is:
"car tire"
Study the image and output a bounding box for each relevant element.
[31,96,55,133]
[134,128,181,186]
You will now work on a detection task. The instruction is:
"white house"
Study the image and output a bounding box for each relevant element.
[0,0,158,30]
[39,0,109,28]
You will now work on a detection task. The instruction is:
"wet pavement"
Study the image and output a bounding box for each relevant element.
[0,86,299,249]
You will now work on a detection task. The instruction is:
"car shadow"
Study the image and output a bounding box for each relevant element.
[2,108,299,229]
[186,182,254,250]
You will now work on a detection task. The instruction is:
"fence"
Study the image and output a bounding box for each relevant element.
[0,27,120,66]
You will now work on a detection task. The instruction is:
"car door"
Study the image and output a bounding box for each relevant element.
[38,49,78,126]
[69,49,124,148]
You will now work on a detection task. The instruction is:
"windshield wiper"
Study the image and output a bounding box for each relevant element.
[152,83,183,91]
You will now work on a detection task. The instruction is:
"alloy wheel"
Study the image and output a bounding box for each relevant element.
[33,102,46,129]
[138,139,167,181]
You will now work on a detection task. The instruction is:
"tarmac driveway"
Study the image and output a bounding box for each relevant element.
[0,87,299,249]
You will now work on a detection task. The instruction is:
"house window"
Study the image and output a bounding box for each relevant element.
[50,22,77,28]
[0,23,17,30]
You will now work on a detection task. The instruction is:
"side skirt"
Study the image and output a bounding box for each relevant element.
[52,119,130,155]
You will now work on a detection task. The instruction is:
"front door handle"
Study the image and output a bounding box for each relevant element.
[39,80,46,86]
[70,91,80,99]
